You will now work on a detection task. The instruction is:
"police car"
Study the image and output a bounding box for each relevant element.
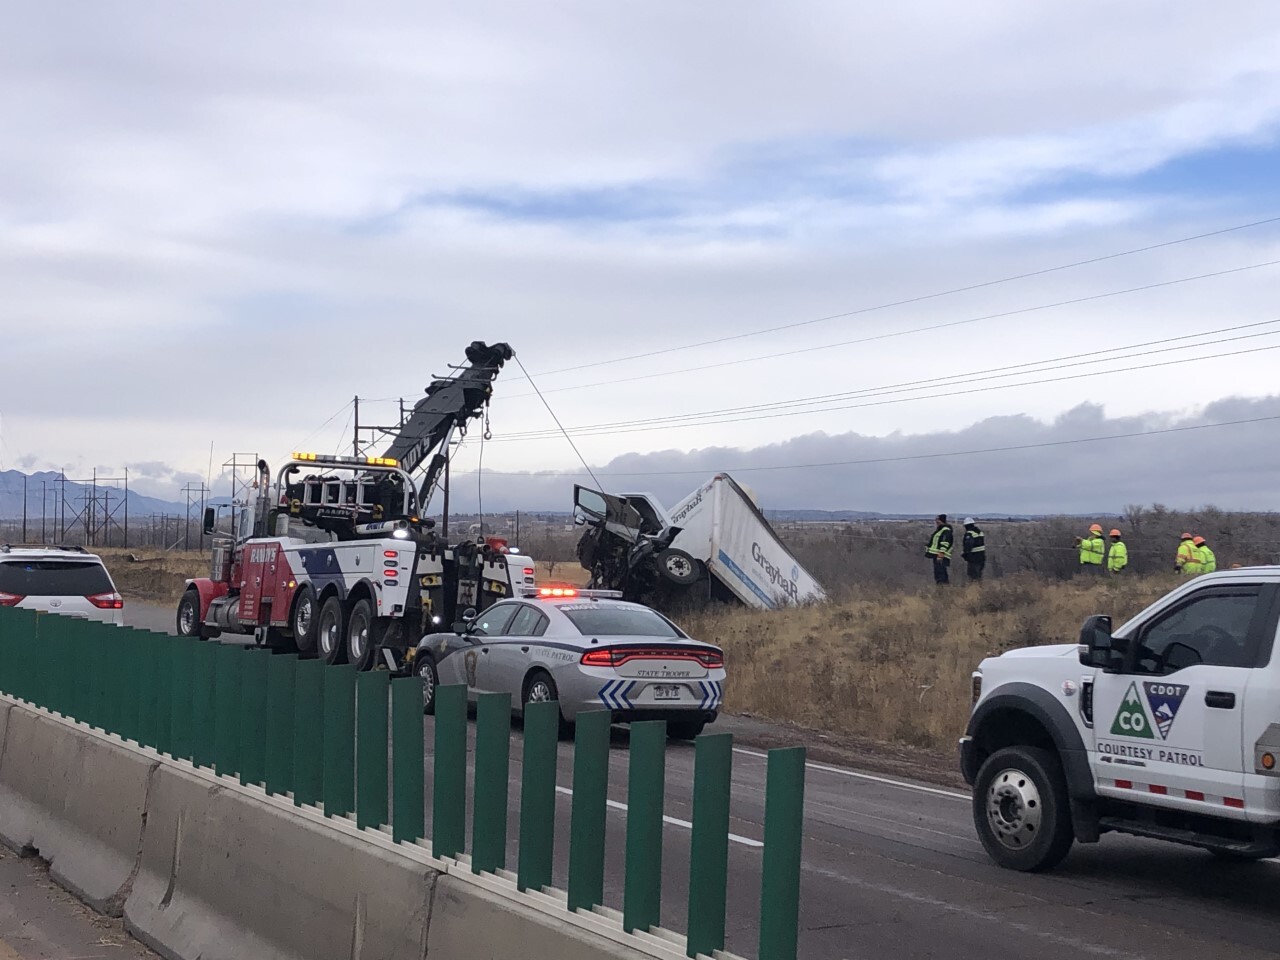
[962,568,1280,871]
[410,587,725,739]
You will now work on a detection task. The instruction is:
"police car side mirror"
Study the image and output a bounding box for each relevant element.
[1078,615,1113,668]
[451,622,468,634]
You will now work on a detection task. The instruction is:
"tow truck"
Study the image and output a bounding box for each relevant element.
[962,568,1280,871]
[176,341,516,672]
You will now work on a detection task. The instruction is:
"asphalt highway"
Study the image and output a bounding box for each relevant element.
[123,602,1280,959]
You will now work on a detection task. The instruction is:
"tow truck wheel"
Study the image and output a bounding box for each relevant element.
[291,587,318,654]
[346,600,376,671]
[176,589,201,638]
[973,745,1074,872]
[317,595,347,665]
[657,548,699,585]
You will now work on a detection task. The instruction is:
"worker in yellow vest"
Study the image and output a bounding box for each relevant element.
[1075,523,1105,574]
[1194,536,1216,573]
[1107,529,1128,573]
[1175,532,1198,574]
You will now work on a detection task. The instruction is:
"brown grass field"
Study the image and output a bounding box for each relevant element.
[682,574,1180,752]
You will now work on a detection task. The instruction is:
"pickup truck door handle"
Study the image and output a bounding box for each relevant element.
[1205,691,1236,709]
[521,646,529,653]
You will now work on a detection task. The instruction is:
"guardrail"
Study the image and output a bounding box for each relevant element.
[0,609,805,960]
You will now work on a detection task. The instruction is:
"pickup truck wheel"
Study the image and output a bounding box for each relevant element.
[657,548,699,585]
[317,596,347,665]
[973,745,1074,872]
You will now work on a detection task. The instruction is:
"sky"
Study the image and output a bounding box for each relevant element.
[4,2,1280,513]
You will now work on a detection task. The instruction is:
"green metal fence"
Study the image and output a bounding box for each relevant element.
[0,608,805,960]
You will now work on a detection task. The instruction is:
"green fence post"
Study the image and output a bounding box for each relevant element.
[472,692,511,874]
[432,684,467,860]
[293,658,325,807]
[266,654,299,797]
[391,676,424,844]
[356,670,389,829]
[62,617,81,722]
[170,637,196,760]
[30,613,51,710]
[686,733,733,958]
[214,644,243,777]
[758,747,806,960]
[623,720,666,934]
[190,640,217,767]
[517,699,559,893]
[567,709,611,913]
[240,650,269,786]
[154,633,173,756]
[323,664,356,818]
[135,631,158,748]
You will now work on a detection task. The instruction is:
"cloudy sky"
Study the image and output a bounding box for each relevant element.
[4,2,1280,513]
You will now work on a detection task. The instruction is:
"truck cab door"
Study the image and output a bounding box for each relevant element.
[1090,583,1278,815]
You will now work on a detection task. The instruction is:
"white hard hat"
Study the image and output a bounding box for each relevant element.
[963,517,976,525]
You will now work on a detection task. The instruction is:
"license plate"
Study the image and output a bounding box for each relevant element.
[653,684,681,701]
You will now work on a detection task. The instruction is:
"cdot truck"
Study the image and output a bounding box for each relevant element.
[961,568,1280,871]
[573,473,825,610]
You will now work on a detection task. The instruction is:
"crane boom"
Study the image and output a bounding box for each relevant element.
[381,341,514,500]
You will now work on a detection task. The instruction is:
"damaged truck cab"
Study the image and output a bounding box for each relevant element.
[961,568,1280,870]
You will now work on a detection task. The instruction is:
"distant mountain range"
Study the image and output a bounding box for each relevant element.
[0,470,186,520]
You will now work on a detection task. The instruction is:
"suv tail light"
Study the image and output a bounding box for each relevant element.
[0,592,23,607]
[581,647,724,668]
[87,592,124,610]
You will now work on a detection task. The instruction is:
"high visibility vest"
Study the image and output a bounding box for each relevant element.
[963,528,985,558]
[927,525,953,560]
[1079,535,1105,565]
[1176,540,1198,572]
[1107,541,1128,572]
[1197,545,1217,573]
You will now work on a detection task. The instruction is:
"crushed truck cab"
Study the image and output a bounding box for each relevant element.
[961,568,1280,871]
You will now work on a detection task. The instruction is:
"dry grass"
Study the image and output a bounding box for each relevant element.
[682,574,1181,752]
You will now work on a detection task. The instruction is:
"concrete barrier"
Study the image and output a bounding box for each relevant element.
[0,699,691,960]
[125,763,438,960]
[0,707,155,915]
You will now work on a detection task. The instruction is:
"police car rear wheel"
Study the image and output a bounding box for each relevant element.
[973,745,1074,872]
[417,655,438,715]
[524,671,571,739]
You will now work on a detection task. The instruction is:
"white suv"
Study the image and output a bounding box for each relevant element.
[0,545,124,625]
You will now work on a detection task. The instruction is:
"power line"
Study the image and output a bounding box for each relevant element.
[490,338,1280,442]
[511,354,601,488]
[452,412,1280,478]
[499,257,1280,399]
[503,214,1280,384]
[495,320,1280,440]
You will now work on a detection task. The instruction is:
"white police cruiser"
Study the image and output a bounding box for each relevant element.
[411,587,725,739]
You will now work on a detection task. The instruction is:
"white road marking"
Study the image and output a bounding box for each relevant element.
[554,786,763,848]
[732,747,969,802]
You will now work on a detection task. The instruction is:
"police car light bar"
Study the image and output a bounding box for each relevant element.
[292,452,400,468]
[537,586,624,600]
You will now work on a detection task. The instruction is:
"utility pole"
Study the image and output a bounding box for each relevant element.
[40,480,46,544]
[353,395,360,457]
[21,475,27,542]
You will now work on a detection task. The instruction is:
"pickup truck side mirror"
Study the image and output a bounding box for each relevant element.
[202,507,216,536]
[1078,614,1113,668]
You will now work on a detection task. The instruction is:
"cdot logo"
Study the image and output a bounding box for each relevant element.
[1110,681,1155,739]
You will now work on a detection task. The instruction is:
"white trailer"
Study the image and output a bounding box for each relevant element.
[574,474,825,610]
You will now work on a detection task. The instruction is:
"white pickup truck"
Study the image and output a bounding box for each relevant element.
[961,568,1280,871]
[573,474,825,610]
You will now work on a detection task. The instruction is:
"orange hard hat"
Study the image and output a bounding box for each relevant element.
[1089,523,1103,533]
[1193,536,1206,545]
[1180,532,1193,539]
[1110,529,1122,537]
